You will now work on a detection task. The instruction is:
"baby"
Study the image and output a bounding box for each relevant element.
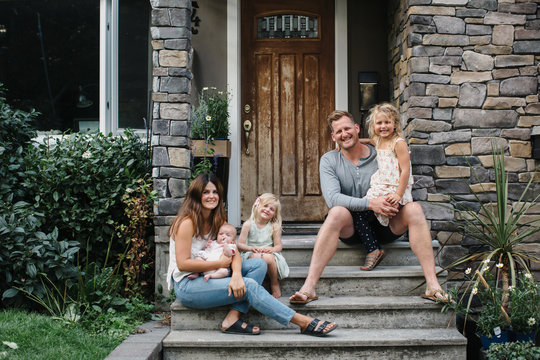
[188,223,237,282]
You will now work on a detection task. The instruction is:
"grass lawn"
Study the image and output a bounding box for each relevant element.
[0,308,122,360]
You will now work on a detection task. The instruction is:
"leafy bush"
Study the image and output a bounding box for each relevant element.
[487,340,540,360]
[0,202,79,304]
[0,85,37,204]
[22,130,148,266]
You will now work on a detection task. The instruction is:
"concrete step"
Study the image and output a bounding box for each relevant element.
[281,238,440,267]
[170,295,453,331]
[280,265,446,297]
[282,222,321,234]
[163,328,466,360]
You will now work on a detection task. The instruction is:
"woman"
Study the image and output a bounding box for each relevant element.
[167,173,337,336]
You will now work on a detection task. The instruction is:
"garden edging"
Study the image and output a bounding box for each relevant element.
[105,320,170,360]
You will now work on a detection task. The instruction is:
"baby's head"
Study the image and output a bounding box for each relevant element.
[217,223,237,244]
[366,103,403,139]
[251,193,282,229]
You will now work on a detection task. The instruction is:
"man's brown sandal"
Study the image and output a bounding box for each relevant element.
[360,249,385,271]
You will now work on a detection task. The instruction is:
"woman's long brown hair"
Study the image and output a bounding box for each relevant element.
[168,173,226,240]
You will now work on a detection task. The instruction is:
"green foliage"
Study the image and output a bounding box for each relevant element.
[117,177,157,298]
[509,273,539,334]
[474,272,506,337]
[0,202,79,304]
[0,85,37,204]
[191,86,230,140]
[22,130,148,266]
[486,340,540,360]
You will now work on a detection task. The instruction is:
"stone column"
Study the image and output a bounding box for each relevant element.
[150,0,193,301]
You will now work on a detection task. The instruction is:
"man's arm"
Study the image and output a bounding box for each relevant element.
[319,154,370,211]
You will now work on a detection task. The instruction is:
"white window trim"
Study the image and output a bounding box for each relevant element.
[226,0,348,226]
[100,0,119,134]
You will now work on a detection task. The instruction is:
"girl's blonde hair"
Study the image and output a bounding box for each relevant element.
[168,173,226,239]
[366,103,403,139]
[250,193,282,230]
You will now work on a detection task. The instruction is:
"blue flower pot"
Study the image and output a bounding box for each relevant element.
[478,330,509,350]
[511,329,536,343]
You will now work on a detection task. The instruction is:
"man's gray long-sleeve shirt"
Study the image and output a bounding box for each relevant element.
[319,145,378,212]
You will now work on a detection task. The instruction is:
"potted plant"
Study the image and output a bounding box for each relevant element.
[441,143,540,349]
[190,86,231,158]
[508,272,539,342]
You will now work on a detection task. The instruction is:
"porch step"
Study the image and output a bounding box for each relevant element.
[280,265,447,297]
[163,328,466,360]
[281,237,440,267]
[163,229,466,358]
[170,295,452,331]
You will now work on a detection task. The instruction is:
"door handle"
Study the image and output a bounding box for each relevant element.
[243,120,252,155]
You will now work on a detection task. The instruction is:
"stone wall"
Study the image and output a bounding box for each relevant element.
[388,0,540,279]
[150,0,193,299]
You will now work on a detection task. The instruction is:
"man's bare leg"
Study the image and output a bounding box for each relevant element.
[289,206,354,303]
[389,202,446,298]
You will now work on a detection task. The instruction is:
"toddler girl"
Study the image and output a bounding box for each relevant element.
[355,103,413,271]
[237,193,289,298]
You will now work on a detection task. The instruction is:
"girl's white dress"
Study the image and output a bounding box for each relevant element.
[241,222,289,280]
[366,137,414,226]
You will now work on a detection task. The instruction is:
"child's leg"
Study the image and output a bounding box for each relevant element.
[204,268,229,282]
[351,211,380,253]
[261,254,281,298]
[351,211,385,271]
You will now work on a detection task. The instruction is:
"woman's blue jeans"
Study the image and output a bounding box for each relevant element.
[174,257,295,326]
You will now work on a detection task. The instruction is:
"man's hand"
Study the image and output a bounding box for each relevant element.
[369,196,399,218]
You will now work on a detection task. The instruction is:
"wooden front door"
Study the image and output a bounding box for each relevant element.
[240,0,335,221]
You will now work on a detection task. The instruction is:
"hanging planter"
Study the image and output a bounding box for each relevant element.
[190,139,231,158]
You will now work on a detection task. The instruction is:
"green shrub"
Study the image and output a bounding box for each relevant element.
[487,341,540,360]
[22,130,148,266]
[0,85,37,203]
[0,202,79,304]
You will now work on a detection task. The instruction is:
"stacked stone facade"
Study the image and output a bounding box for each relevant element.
[388,0,540,279]
[150,0,193,297]
[150,0,540,293]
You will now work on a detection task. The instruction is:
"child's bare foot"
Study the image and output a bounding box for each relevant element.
[271,281,281,298]
[187,273,199,280]
[204,274,211,282]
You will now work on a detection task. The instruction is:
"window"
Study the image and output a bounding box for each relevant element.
[0,0,150,134]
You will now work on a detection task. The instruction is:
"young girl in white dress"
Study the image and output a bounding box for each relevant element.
[237,193,289,298]
[354,103,414,271]
[365,102,414,225]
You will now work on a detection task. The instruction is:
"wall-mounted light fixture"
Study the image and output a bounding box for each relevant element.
[532,126,540,159]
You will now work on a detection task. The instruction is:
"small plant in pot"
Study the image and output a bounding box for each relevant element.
[441,143,540,349]
[508,272,539,342]
[190,87,231,181]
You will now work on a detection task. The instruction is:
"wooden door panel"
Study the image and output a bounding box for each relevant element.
[280,54,297,196]
[241,0,334,221]
[255,53,273,194]
[303,54,321,196]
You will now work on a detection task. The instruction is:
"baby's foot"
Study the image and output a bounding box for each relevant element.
[187,273,199,280]
[204,274,211,282]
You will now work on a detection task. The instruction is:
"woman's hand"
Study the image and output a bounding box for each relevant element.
[228,273,246,299]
